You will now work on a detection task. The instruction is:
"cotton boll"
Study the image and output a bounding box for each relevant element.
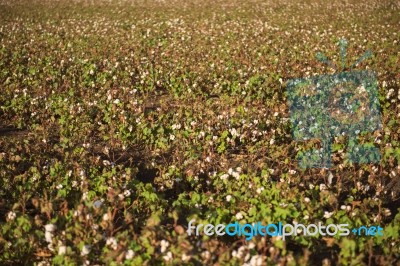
[81,245,91,256]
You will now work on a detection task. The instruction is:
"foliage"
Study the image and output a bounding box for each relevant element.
[0,0,399,265]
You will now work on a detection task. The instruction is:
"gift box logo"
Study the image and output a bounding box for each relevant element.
[287,39,382,168]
